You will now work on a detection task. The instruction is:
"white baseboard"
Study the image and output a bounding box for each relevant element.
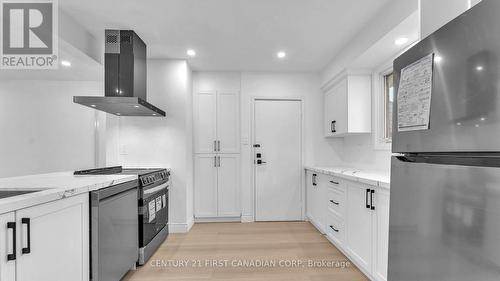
[169,219,193,233]
[194,216,241,223]
[240,215,254,223]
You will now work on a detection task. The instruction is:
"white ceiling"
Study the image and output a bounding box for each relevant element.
[60,0,393,72]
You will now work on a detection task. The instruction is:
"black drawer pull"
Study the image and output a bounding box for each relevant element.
[371,190,376,210]
[329,200,339,205]
[7,222,16,261]
[22,218,31,254]
[329,225,339,232]
[366,189,371,209]
[329,180,339,185]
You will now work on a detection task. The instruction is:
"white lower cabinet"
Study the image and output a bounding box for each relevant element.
[372,188,390,281]
[195,154,240,218]
[306,170,390,281]
[346,182,374,274]
[0,193,89,281]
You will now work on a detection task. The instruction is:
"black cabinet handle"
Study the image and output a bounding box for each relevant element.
[366,189,371,209]
[217,140,220,152]
[331,121,337,133]
[329,180,339,185]
[329,200,339,205]
[7,222,16,261]
[21,218,30,254]
[312,174,317,186]
[214,140,217,152]
[371,190,376,210]
[329,225,339,232]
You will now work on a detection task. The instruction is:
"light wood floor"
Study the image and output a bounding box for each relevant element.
[123,222,368,281]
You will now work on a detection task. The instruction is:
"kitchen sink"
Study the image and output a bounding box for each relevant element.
[0,189,46,199]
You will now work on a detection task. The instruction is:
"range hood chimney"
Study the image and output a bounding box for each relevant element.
[74,30,165,117]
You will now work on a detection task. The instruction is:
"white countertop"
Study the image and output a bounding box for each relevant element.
[305,166,390,189]
[0,172,138,214]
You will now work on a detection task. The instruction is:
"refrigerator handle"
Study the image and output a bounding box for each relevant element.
[366,189,370,209]
[370,190,375,210]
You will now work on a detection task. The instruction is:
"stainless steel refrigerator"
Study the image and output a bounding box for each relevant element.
[389,1,500,280]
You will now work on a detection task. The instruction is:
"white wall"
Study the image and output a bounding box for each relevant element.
[0,80,102,178]
[420,0,482,38]
[106,59,194,232]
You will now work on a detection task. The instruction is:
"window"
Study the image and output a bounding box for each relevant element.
[383,72,394,141]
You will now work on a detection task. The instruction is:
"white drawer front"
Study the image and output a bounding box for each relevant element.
[326,176,345,192]
[327,187,345,217]
[326,212,344,245]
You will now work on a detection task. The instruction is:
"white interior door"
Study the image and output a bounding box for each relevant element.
[254,99,302,221]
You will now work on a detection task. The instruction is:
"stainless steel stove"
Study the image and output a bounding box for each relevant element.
[75,166,170,265]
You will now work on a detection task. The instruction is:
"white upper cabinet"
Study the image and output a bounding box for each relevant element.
[194,91,240,154]
[324,72,371,137]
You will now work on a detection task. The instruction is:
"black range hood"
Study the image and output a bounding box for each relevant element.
[74,30,165,117]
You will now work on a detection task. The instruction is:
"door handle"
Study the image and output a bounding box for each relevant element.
[312,174,317,186]
[370,190,375,210]
[214,156,217,167]
[329,180,339,185]
[7,222,16,261]
[21,218,31,254]
[366,189,371,209]
[217,156,221,167]
[214,140,217,152]
[256,159,267,165]
[329,200,339,205]
[217,140,220,152]
[329,225,339,232]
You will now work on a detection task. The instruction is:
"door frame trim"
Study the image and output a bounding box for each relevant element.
[251,97,305,221]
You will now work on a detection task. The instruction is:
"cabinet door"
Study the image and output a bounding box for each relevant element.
[0,212,15,281]
[373,188,390,281]
[217,154,240,217]
[346,182,372,272]
[194,154,218,218]
[16,194,89,281]
[330,79,348,135]
[306,171,315,221]
[217,92,240,154]
[315,174,328,233]
[324,90,336,137]
[195,91,217,153]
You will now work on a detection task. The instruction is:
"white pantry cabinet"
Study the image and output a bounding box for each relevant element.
[194,91,240,154]
[372,188,390,281]
[324,73,371,137]
[194,154,240,218]
[0,193,89,281]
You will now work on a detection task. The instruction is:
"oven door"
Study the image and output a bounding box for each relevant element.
[140,180,169,247]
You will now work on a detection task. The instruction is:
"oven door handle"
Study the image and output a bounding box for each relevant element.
[143,181,170,195]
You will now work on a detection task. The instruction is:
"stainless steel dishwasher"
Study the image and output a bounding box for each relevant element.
[90,179,138,281]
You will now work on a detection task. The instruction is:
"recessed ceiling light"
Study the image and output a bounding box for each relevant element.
[434,56,443,63]
[134,105,140,108]
[61,60,71,67]
[116,113,121,116]
[152,113,157,116]
[395,37,409,46]
[186,49,196,57]
[480,117,486,121]
[277,51,287,59]
[476,65,484,71]
[90,104,96,108]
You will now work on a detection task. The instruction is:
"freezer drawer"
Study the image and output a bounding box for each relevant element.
[392,0,500,153]
[389,156,500,281]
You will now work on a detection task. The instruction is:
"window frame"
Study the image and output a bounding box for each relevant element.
[373,60,394,150]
